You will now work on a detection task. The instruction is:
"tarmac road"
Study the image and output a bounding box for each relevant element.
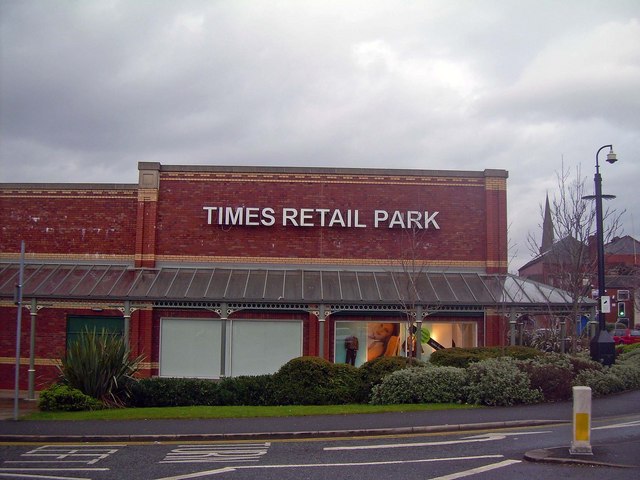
[1,389,639,468]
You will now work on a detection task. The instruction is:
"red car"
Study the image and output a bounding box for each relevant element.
[612,329,640,345]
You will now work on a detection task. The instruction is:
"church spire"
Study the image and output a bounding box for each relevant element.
[541,193,554,254]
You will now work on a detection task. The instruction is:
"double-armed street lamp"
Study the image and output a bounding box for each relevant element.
[582,144,618,365]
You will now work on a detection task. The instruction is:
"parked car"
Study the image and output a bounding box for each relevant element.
[612,329,640,345]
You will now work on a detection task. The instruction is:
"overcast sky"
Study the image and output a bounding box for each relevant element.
[1,0,639,272]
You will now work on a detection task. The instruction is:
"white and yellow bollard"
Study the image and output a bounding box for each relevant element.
[570,386,593,455]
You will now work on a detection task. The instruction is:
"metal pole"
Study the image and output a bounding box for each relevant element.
[594,157,606,332]
[28,298,37,401]
[588,145,616,365]
[13,241,25,421]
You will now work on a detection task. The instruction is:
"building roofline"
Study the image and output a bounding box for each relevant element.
[139,162,509,179]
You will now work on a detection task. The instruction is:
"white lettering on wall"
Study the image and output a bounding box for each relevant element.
[203,207,440,230]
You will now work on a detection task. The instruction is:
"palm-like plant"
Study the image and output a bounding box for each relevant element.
[59,327,144,407]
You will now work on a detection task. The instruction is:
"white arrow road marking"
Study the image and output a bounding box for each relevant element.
[153,467,237,480]
[593,420,640,430]
[323,430,550,451]
[462,431,552,439]
[429,459,522,480]
[0,469,108,480]
[152,455,506,479]
[0,473,91,480]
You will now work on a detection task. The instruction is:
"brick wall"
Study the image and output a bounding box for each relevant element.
[0,187,137,261]
[150,168,507,270]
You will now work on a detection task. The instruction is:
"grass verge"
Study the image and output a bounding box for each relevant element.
[26,403,477,421]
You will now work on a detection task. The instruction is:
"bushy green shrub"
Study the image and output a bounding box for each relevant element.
[358,356,422,402]
[59,327,144,407]
[129,375,274,407]
[517,354,574,402]
[567,355,603,376]
[573,368,625,396]
[609,364,640,391]
[269,356,363,405]
[429,346,541,369]
[129,377,223,407]
[218,375,274,406]
[39,384,104,412]
[370,365,467,404]
[465,357,543,406]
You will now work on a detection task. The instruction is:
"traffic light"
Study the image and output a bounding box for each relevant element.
[618,301,626,317]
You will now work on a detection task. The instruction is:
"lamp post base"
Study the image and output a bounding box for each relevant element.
[590,330,616,366]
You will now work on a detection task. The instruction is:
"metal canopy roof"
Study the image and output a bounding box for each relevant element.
[0,263,592,311]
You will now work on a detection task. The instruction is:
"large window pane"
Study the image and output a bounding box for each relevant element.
[231,320,302,376]
[160,318,221,378]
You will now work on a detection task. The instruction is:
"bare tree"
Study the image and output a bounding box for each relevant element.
[526,163,624,352]
[394,226,445,358]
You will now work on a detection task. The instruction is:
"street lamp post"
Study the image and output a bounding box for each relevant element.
[583,145,617,365]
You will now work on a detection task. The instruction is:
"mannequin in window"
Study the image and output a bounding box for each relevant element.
[344,335,359,366]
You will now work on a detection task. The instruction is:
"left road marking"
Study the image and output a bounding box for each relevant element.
[429,459,522,480]
[152,455,505,479]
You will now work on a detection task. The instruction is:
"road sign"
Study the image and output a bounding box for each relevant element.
[601,296,611,313]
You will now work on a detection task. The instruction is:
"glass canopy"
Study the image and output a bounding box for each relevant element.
[0,262,590,309]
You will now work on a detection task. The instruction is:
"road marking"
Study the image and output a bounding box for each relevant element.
[324,436,498,451]
[428,459,522,480]
[154,467,237,479]
[462,431,551,439]
[152,455,505,479]
[0,473,92,480]
[324,430,551,451]
[6,445,120,465]
[593,420,640,430]
[161,443,270,463]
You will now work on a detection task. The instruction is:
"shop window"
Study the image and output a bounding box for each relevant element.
[160,318,302,378]
[160,318,222,378]
[230,320,303,376]
[335,320,478,367]
[66,316,124,351]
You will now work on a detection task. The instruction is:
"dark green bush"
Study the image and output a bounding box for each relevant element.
[218,375,273,406]
[129,377,223,407]
[517,354,574,402]
[429,346,542,368]
[269,356,363,405]
[358,356,423,402]
[39,384,104,412]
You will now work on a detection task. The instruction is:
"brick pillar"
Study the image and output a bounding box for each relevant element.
[135,163,160,268]
[484,170,508,274]
[133,308,154,378]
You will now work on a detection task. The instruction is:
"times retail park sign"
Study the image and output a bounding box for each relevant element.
[203,206,440,229]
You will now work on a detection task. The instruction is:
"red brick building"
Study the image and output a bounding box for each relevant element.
[1,163,584,392]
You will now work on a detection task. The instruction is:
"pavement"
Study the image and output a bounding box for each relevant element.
[1,390,639,469]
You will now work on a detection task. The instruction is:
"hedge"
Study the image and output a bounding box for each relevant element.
[429,346,542,368]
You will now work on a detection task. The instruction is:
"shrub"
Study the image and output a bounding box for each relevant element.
[370,365,467,404]
[59,327,144,407]
[269,356,363,405]
[465,357,543,406]
[573,368,625,396]
[609,363,640,391]
[218,375,273,406]
[129,377,223,407]
[429,346,541,369]
[567,355,603,376]
[358,356,422,402]
[517,354,574,402]
[39,384,103,412]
